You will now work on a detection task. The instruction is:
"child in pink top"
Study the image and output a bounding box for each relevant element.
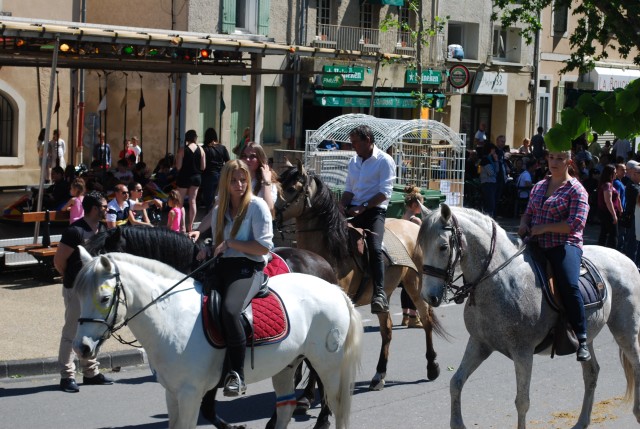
[61,178,86,224]
[167,189,185,233]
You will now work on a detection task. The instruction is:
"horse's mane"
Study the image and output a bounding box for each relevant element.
[75,251,187,296]
[421,206,518,252]
[85,226,203,274]
[279,166,350,262]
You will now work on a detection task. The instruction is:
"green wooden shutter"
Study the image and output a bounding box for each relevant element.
[222,0,237,34]
[199,85,217,140]
[258,0,270,36]
[231,86,251,158]
[263,87,277,142]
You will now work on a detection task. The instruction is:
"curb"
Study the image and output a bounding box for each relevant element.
[0,349,147,379]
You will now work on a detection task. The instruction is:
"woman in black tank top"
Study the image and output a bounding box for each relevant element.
[176,130,206,232]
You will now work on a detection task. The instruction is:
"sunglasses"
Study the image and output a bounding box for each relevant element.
[119,190,129,195]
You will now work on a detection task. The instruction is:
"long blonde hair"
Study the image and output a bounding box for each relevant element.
[215,160,253,246]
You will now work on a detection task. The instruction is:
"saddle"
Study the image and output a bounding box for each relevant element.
[346,223,418,303]
[201,253,292,351]
[528,244,608,357]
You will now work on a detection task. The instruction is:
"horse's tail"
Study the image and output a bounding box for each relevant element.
[619,347,635,403]
[333,290,363,429]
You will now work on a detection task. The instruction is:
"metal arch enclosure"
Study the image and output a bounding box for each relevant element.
[304,114,467,207]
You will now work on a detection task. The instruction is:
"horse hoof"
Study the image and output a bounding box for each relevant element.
[427,362,440,380]
[293,397,311,415]
[313,421,331,429]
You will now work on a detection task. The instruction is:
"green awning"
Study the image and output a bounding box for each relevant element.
[314,90,445,109]
[365,0,406,6]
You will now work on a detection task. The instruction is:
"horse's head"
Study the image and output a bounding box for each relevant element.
[419,204,465,307]
[85,227,126,256]
[72,246,125,359]
[275,158,313,227]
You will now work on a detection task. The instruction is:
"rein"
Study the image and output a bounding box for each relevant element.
[78,254,217,347]
[423,214,525,305]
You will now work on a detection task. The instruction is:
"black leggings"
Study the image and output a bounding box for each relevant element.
[212,257,264,346]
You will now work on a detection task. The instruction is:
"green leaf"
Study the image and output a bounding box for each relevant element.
[544,127,571,152]
[590,113,612,135]
[560,109,587,140]
[616,89,640,115]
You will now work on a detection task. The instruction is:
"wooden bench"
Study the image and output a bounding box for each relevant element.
[17,210,69,281]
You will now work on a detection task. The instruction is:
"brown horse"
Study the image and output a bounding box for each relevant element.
[275,160,445,390]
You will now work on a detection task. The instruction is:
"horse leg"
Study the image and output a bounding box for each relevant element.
[451,338,492,429]
[201,388,247,429]
[314,377,333,429]
[403,269,441,380]
[512,352,534,429]
[573,344,600,429]
[369,311,393,391]
[271,367,299,429]
[166,390,179,429]
[173,386,203,429]
[294,361,316,415]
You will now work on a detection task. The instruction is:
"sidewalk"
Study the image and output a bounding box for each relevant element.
[0,268,145,379]
[0,214,602,380]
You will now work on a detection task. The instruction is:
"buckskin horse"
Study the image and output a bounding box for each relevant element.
[73,249,362,429]
[419,204,640,429]
[275,160,445,390]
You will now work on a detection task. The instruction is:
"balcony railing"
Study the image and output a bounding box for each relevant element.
[311,24,445,65]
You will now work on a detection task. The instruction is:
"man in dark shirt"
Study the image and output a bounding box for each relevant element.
[53,191,113,393]
[43,166,71,210]
[531,127,546,161]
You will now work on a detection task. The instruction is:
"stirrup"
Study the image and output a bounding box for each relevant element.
[223,371,246,397]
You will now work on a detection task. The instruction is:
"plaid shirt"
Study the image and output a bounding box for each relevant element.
[524,176,589,249]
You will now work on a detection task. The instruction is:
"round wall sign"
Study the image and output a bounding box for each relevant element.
[449,64,470,89]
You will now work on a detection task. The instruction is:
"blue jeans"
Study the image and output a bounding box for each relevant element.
[350,207,386,300]
[481,182,497,218]
[543,244,587,340]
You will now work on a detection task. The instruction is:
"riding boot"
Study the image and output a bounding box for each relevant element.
[224,343,247,397]
[576,340,591,362]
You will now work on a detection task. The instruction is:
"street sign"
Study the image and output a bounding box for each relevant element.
[405,69,442,85]
[322,65,365,82]
[448,64,470,89]
[321,74,344,88]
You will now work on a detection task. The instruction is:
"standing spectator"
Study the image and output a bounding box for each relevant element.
[479,143,498,218]
[240,142,277,214]
[597,164,621,249]
[622,160,639,187]
[166,189,185,233]
[113,159,134,184]
[93,132,111,169]
[175,130,206,232]
[473,122,487,151]
[130,136,142,163]
[47,129,66,181]
[53,191,114,392]
[232,126,251,157]
[339,125,396,314]
[118,139,135,164]
[201,127,230,212]
[612,138,631,162]
[36,128,46,170]
[622,164,640,265]
[494,135,509,216]
[399,185,424,328]
[614,163,627,248]
[587,132,601,158]
[60,178,86,224]
[601,140,612,157]
[531,127,546,161]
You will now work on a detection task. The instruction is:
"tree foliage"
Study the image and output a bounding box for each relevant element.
[493,0,640,74]
[493,0,640,151]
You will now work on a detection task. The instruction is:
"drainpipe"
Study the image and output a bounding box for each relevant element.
[291,0,307,149]
[530,11,541,136]
[77,0,86,165]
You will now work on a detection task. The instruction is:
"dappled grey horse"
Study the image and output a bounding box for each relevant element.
[418,204,640,429]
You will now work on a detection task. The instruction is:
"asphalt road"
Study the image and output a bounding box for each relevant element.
[0,293,636,429]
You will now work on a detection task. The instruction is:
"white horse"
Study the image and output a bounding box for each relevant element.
[418,204,640,429]
[72,248,363,429]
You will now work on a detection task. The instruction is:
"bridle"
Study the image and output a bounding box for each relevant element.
[275,171,313,231]
[78,254,217,348]
[422,213,524,304]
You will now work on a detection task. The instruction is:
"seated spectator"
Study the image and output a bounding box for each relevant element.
[519,138,532,155]
[43,166,71,210]
[114,159,134,184]
[516,160,536,198]
[128,181,162,227]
